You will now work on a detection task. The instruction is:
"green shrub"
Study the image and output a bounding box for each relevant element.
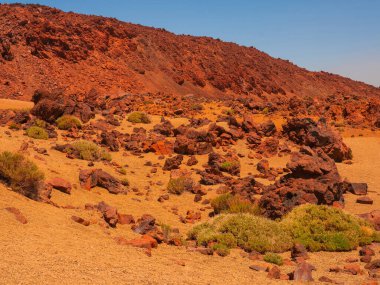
[0,151,44,199]
[281,204,377,251]
[33,119,47,128]
[211,193,259,215]
[188,214,293,254]
[220,161,239,171]
[70,140,111,161]
[212,243,230,257]
[56,115,82,130]
[264,253,283,265]
[167,177,193,195]
[127,112,151,124]
[26,126,49,140]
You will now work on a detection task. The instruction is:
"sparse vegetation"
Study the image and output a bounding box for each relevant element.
[127,112,151,124]
[167,176,193,195]
[8,122,21,130]
[211,193,259,215]
[26,126,49,140]
[264,253,283,265]
[70,140,111,161]
[281,204,378,251]
[0,151,44,199]
[189,205,380,256]
[188,214,293,254]
[56,115,82,130]
[219,160,240,172]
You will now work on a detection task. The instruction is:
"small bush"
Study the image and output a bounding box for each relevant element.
[281,204,378,251]
[70,140,111,161]
[0,151,44,199]
[188,214,293,254]
[26,126,49,140]
[212,243,230,256]
[167,177,193,195]
[56,115,82,130]
[264,253,283,265]
[127,112,151,124]
[211,193,259,215]
[33,119,47,128]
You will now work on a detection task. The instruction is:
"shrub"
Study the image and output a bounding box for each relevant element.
[0,151,44,199]
[33,119,47,128]
[127,112,151,124]
[70,140,111,161]
[264,253,283,265]
[281,204,378,251]
[188,214,293,254]
[212,243,230,256]
[211,193,259,215]
[26,126,49,140]
[56,115,82,130]
[167,177,193,195]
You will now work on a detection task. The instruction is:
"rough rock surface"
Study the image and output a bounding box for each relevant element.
[260,147,344,218]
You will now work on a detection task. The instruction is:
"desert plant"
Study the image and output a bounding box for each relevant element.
[70,140,111,161]
[167,176,194,195]
[0,151,44,199]
[26,126,49,140]
[264,253,283,265]
[188,214,293,254]
[56,115,82,130]
[33,119,47,128]
[211,193,259,215]
[281,204,378,251]
[127,112,151,124]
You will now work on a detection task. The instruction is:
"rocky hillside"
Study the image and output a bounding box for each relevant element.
[1,3,380,102]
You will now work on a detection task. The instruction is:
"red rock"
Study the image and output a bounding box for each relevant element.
[163,154,183,171]
[291,262,315,281]
[126,235,158,249]
[348,183,368,195]
[5,207,27,224]
[282,118,352,162]
[344,264,363,275]
[291,243,309,261]
[356,196,373,204]
[249,265,268,272]
[359,246,375,257]
[97,201,118,227]
[79,169,125,194]
[71,215,90,226]
[47,177,72,194]
[117,213,135,225]
[365,259,380,270]
[358,210,380,230]
[267,266,281,279]
[256,159,269,174]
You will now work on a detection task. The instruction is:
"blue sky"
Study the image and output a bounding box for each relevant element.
[3,0,380,86]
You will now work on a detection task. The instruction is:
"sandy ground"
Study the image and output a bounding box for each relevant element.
[0,101,379,284]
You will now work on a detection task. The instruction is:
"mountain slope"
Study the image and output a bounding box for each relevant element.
[0,3,379,101]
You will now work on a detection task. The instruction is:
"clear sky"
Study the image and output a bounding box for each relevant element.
[3,0,380,87]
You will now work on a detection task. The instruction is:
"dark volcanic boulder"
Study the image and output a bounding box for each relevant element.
[163,154,183,171]
[79,169,125,194]
[174,135,213,155]
[259,147,344,219]
[101,131,120,152]
[31,89,95,123]
[282,118,352,162]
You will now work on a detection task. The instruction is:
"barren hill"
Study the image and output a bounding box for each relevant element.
[1,3,379,101]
